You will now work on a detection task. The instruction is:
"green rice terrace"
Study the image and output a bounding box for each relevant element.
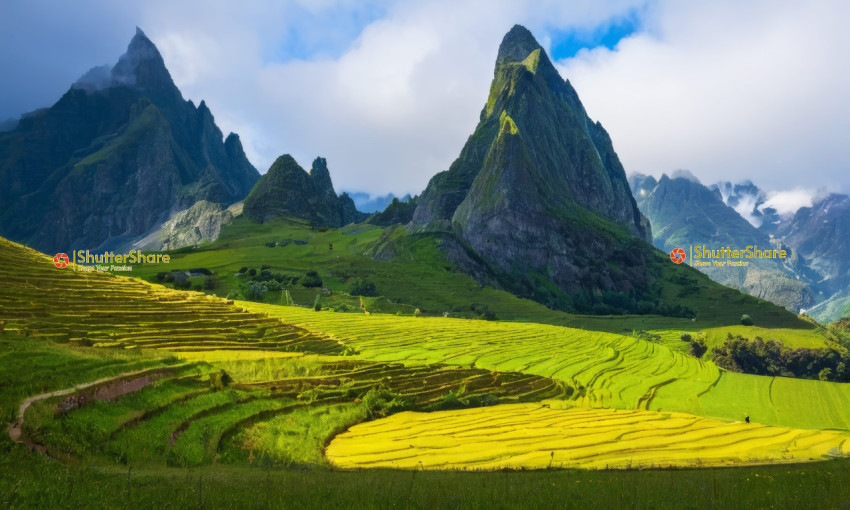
[2,235,850,508]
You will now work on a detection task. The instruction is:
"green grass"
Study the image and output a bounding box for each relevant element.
[127,215,816,336]
[698,371,850,430]
[699,325,832,350]
[220,403,368,467]
[3,445,850,509]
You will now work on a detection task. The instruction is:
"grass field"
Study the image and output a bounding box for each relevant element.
[128,216,816,332]
[327,403,850,470]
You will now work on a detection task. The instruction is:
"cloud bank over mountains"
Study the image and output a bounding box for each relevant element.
[1,0,847,202]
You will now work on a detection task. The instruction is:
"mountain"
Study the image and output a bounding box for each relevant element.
[366,195,419,226]
[631,173,815,312]
[0,28,259,253]
[408,25,655,307]
[775,193,850,321]
[243,155,366,227]
[347,193,412,213]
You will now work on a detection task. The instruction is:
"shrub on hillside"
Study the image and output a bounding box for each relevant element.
[362,388,414,419]
[688,338,708,358]
[740,314,754,326]
[245,281,268,301]
[301,271,323,288]
[349,279,378,297]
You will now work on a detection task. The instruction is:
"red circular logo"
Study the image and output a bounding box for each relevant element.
[670,248,686,264]
[53,253,70,268]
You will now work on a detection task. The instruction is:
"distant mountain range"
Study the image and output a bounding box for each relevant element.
[0,28,260,253]
[346,193,413,213]
[630,173,850,322]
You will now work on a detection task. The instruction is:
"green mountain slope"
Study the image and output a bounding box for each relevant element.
[0,28,259,253]
[403,25,674,311]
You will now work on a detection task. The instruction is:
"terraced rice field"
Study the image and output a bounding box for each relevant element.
[0,238,341,354]
[327,403,850,470]
[243,303,720,413]
[4,235,850,474]
[24,355,569,467]
[246,303,850,431]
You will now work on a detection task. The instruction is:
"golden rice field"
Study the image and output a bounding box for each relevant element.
[327,403,850,470]
[245,303,850,431]
[243,303,719,412]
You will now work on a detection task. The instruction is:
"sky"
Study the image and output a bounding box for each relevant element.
[1,0,848,209]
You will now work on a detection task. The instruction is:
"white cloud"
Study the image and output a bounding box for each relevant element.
[134,0,650,195]
[760,188,818,216]
[2,0,848,199]
[556,0,850,195]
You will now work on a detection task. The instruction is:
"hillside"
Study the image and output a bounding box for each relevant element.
[0,28,259,253]
[0,234,846,478]
[124,213,813,334]
[631,174,815,311]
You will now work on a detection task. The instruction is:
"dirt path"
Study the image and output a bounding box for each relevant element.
[7,366,171,444]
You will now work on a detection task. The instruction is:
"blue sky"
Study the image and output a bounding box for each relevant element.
[549,8,643,60]
[1,0,848,208]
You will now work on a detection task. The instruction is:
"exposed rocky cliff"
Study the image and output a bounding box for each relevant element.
[0,28,259,252]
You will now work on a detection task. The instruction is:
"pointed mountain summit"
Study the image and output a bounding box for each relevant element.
[413,24,648,240]
[0,28,260,252]
[409,25,654,305]
[244,155,365,227]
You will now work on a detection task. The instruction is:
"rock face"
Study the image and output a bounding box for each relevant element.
[411,25,653,298]
[0,28,260,252]
[631,174,815,312]
[159,200,235,250]
[243,155,367,227]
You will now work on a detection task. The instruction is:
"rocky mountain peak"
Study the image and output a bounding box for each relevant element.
[496,25,542,65]
[111,27,175,91]
[408,25,658,308]
[310,157,335,196]
[0,28,259,252]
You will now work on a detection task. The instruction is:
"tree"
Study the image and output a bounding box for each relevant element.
[689,338,708,358]
[349,279,378,297]
[740,314,753,326]
[313,295,322,312]
[819,367,833,381]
